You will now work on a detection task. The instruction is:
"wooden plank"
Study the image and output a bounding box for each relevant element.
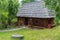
[32,18,48,28]
[48,18,53,29]
[18,17,25,26]
[28,18,33,27]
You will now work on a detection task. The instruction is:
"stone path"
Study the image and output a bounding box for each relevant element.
[0,27,26,32]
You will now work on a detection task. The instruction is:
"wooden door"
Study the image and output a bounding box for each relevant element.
[25,18,28,25]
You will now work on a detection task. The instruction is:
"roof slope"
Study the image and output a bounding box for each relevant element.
[17,0,55,18]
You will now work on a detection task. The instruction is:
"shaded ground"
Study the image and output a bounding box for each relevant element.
[0,25,60,40]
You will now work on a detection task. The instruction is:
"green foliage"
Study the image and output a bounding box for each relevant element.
[0,0,19,29]
[8,0,19,17]
[8,0,19,25]
[0,10,8,29]
[44,0,57,10]
[22,0,35,4]
[0,0,8,11]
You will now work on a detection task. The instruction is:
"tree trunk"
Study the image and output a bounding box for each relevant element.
[8,18,11,25]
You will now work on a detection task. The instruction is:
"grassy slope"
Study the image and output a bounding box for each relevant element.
[0,25,60,40]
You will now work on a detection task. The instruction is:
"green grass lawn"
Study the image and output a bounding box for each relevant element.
[0,25,60,40]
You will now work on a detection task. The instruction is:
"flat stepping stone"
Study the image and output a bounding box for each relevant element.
[12,34,24,40]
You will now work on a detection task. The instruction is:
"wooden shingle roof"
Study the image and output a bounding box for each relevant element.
[17,1,55,18]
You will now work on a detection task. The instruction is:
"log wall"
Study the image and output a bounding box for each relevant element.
[32,18,49,28]
[48,18,54,28]
[17,17,54,28]
[18,17,25,26]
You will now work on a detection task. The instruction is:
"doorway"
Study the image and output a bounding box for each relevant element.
[25,18,28,25]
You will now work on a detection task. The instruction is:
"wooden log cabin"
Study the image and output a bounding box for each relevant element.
[17,0,55,29]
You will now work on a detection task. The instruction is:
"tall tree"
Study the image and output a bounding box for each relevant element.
[8,0,19,25]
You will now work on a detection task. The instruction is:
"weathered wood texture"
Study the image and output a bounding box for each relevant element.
[48,18,54,29]
[32,18,48,28]
[17,17,54,28]
[18,17,25,26]
[28,18,33,27]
